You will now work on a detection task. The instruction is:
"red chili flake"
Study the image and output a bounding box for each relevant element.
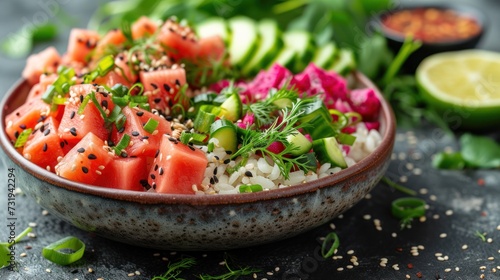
[407,263,414,269]
[481,211,488,217]
[477,178,485,186]
[416,271,423,278]
[396,247,403,252]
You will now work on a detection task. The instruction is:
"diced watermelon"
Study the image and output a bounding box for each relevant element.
[94,156,148,191]
[111,106,172,157]
[22,117,65,172]
[5,98,63,142]
[114,53,138,83]
[140,68,187,113]
[148,135,208,194]
[92,29,127,61]
[57,84,113,145]
[26,74,58,101]
[22,46,61,85]
[132,16,158,39]
[156,18,199,62]
[66,28,101,63]
[55,132,113,185]
[197,35,225,62]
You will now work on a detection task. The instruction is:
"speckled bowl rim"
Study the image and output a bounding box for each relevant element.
[0,72,395,206]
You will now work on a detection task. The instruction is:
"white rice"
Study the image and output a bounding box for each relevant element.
[197,123,383,195]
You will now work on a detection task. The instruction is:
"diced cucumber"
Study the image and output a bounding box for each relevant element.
[196,17,230,43]
[283,30,316,73]
[273,48,296,70]
[228,16,260,68]
[210,119,238,153]
[312,137,347,168]
[286,130,312,156]
[330,48,356,76]
[219,92,242,122]
[242,19,284,76]
[299,99,338,140]
[194,109,216,133]
[312,42,339,69]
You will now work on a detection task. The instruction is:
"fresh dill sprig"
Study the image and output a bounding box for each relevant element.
[244,86,300,127]
[197,262,260,280]
[233,98,316,179]
[151,257,197,280]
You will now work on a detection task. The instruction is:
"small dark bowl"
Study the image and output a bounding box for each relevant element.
[0,73,395,251]
[372,3,488,73]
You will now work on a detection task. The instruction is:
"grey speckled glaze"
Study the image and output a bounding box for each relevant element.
[0,73,395,250]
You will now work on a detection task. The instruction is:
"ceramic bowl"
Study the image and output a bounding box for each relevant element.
[372,3,487,73]
[0,72,395,251]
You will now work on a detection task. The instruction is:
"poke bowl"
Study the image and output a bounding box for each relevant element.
[0,16,396,251]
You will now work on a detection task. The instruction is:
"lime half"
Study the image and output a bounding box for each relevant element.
[416,50,500,130]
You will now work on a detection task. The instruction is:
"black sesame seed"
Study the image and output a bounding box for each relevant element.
[209,177,215,185]
[213,176,219,183]
[213,168,218,175]
[175,79,181,87]
[43,129,50,136]
[87,154,97,160]
[69,127,77,136]
[14,131,19,139]
[226,150,233,155]
[142,136,149,140]
[82,166,89,174]
[163,84,171,92]
[131,131,140,137]
[150,174,156,180]
[77,148,85,153]
[188,146,195,151]
[154,98,162,104]
[168,99,174,108]
[60,141,65,148]
[79,95,84,103]
[245,171,253,177]
[19,124,26,129]
[165,116,173,121]
[120,151,128,158]
[151,83,158,89]
[154,149,160,158]
[42,143,48,152]
[101,100,108,109]
[118,127,125,133]
[154,164,158,171]
[136,111,144,117]
[214,155,220,160]
[70,111,76,119]
[152,182,157,190]
[223,159,231,164]
[159,167,164,175]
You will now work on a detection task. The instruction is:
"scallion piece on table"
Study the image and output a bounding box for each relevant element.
[143,118,159,134]
[391,197,426,220]
[42,236,85,266]
[321,232,340,258]
[14,129,32,148]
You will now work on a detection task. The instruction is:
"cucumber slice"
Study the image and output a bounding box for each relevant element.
[228,16,260,68]
[219,92,242,122]
[242,19,284,76]
[210,119,238,153]
[286,130,312,156]
[196,17,230,43]
[330,48,356,76]
[283,30,316,72]
[312,137,347,168]
[273,48,296,70]
[312,42,339,69]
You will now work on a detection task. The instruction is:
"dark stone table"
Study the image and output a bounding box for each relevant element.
[1,1,499,279]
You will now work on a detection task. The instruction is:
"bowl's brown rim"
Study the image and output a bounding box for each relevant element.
[0,72,396,206]
[372,3,488,46]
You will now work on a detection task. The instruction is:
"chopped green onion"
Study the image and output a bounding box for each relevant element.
[90,92,108,119]
[41,85,57,104]
[179,132,207,145]
[321,232,340,258]
[128,83,144,96]
[111,83,129,97]
[112,95,130,107]
[207,142,215,153]
[139,103,150,111]
[42,236,85,266]
[143,118,159,134]
[130,95,148,103]
[329,109,349,129]
[381,176,417,196]
[77,95,91,114]
[14,129,32,148]
[107,106,122,123]
[52,95,67,105]
[475,231,487,242]
[337,133,356,146]
[97,55,114,76]
[114,113,127,132]
[391,197,426,220]
[345,112,363,127]
[239,184,263,193]
[114,134,131,155]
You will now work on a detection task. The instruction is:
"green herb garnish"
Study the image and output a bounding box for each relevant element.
[391,197,426,229]
[151,257,196,280]
[42,236,85,266]
[198,262,260,280]
[14,129,33,148]
[321,232,340,258]
[0,227,32,269]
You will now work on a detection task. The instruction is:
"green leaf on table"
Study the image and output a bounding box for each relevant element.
[432,152,466,170]
[1,23,58,58]
[460,133,500,168]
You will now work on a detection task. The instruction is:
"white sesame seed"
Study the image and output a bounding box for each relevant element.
[435,253,443,257]
[488,257,495,261]
[46,268,51,273]
[391,232,397,238]
[363,214,371,220]
[419,216,427,222]
[392,264,400,271]
[413,168,422,175]
[433,214,440,219]
[399,175,408,183]
[411,252,419,256]
[346,265,353,269]
[480,266,487,270]
[405,163,414,170]
[444,268,451,272]
[330,223,336,230]
[127,272,135,277]
[266,272,273,276]
[42,210,49,216]
[347,250,354,255]
[492,268,497,273]
[430,195,437,201]
[456,267,460,271]
[337,267,344,271]
[462,244,468,250]
[437,257,445,261]
[379,263,386,267]
[20,253,27,257]
[418,245,425,250]
[274,267,280,272]
[405,274,411,279]
[487,238,493,243]
[28,232,36,238]
[365,193,372,199]
[135,271,141,275]
[28,222,37,227]
[497,225,500,231]
[88,268,94,273]
[419,188,428,194]
[440,233,447,238]
[445,210,453,216]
